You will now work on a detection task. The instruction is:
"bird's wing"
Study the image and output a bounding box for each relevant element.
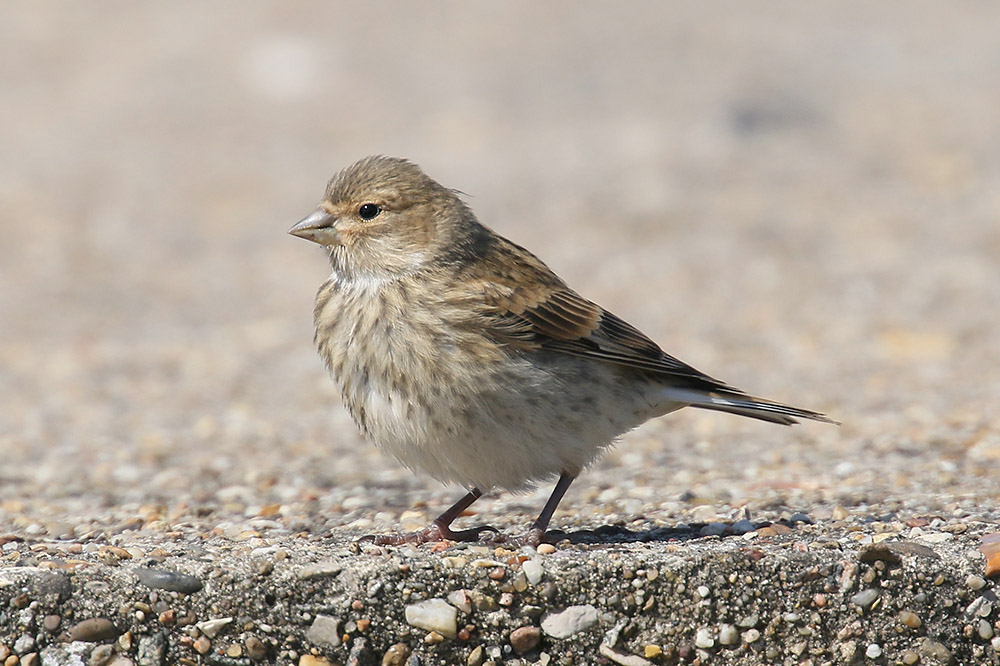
[479,279,733,390]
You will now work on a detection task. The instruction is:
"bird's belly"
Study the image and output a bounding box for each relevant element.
[342,348,663,492]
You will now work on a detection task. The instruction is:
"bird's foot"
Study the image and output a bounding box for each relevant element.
[358,520,499,546]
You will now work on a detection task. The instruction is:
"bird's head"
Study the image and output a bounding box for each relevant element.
[290,156,479,281]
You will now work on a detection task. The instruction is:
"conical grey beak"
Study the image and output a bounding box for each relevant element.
[289,208,337,245]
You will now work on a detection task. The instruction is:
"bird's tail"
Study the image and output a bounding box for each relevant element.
[661,387,839,426]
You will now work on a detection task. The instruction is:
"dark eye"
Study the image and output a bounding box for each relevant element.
[358,203,381,220]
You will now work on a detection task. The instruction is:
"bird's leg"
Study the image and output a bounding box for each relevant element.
[491,471,576,547]
[360,487,498,545]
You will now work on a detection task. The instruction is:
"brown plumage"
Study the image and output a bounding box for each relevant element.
[290,156,836,545]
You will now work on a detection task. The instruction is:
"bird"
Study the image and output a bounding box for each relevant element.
[289,156,836,546]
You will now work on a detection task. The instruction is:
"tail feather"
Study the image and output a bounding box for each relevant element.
[662,387,839,426]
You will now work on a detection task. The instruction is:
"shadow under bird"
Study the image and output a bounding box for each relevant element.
[289,156,837,546]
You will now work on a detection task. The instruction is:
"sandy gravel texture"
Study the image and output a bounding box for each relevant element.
[2,1,999,566]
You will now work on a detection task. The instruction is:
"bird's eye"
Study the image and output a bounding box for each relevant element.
[358,203,381,220]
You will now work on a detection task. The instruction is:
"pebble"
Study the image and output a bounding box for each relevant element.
[902,650,919,665]
[979,619,994,640]
[966,596,993,618]
[541,605,599,638]
[68,618,119,642]
[245,636,268,661]
[918,532,953,543]
[134,568,203,594]
[381,642,410,666]
[466,645,484,666]
[14,635,35,653]
[536,544,556,555]
[865,643,882,659]
[598,644,653,666]
[296,562,342,580]
[742,629,761,643]
[966,574,987,590]
[42,615,61,632]
[305,615,341,647]
[298,657,331,666]
[20,654,38,666]
[522,559,543,585]
[193,636,211,655]
[694,627,714,649]
[731,519,755,534]
[718,624,738,646]
[643,645,661,658]
[898,610,922,628]
[197,617,233,638]
[919,638,952,663]
[447,590,473,613]
[850,589,879,612]
[404,599,457,638]
[509,626,541,654]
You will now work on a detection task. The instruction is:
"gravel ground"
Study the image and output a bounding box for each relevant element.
[2,3,1000,665]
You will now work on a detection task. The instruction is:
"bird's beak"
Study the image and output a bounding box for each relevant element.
[289,208,338,245]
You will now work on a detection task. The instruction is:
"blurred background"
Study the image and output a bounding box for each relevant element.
[2,2,998,537]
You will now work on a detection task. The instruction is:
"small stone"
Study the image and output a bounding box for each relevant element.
[898,610,922,629]
[226,645,242,658]
[424,631,444,644]
[918,532,953,543]
[731,519,755,534]
[979,619,994,640]
[20,654,38,666]
[69,618,119,642]
[89,644,114,666]
[736,613,759,628]
[0,647,8,662]
[467,645,484,666]
[993,636,1000,652]
[902,650,920,665]
[522,560,543,585]
[789,512,811,524]
[643,645,661,658]
[42,615,61,632]
[718,624,738,646]
[117,632,132,651]
[298,657,330,666]
[405,599,457,638]
[381,642,410,666]
[966,574,987,590]
[919,638,952,663]
[832,505,849,520]
[536,544,556,555]
[598,644,653,666]
[14,635,35,654]
[541,605,599,639]
[447,590,473,613]
[245,636,268,661]
[305,614,341,647]
[742,629,760,643]
[468,591,499,612]
[866,643,882,659]
[850,589,879,612]
[193,636,211,655]
[134,568,202,594]
[509,626,541,655]
[158,610,174,626]
[696,585,710,598]
[694,627,714,649]
[297,562,342,580]
[196,618,233,639]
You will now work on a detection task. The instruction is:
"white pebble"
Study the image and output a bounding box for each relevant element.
[522,559,544,585]
[718,624,739,645]
[694,627,714,649]
[866,643,882,659]
[404,599,457,638]
[541,605,598,639]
